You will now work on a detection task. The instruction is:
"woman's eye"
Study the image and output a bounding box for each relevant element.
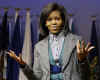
[55,17,60,20]
[47,18,52,21]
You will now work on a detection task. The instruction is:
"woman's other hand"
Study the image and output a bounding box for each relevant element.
[8,50,26,65]
[77,40,94,62]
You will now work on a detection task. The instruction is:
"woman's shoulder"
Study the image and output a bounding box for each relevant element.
[66,33,82,40]
[34,37,48,48]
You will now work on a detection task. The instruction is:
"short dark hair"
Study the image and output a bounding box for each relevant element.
[39,3,70,39]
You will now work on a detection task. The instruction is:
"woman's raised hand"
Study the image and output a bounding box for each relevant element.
[8,50,26,65]
[77,40,94,62]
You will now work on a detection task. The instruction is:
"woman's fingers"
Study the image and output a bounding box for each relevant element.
[77,40,95,61]
[7,50,19,62]
[77,40,81,53]
[8,50,16,58]
[85,42,95,52]
[77,40,85,54]
[81,40,85,52]
[87,46,95,52]
[85,42,91,51]
[7,50,25,64]
[9,50,15,55]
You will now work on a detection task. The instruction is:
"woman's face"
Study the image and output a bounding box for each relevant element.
[45,10,63,34]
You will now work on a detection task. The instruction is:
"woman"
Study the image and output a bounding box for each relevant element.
[8,3,94,80]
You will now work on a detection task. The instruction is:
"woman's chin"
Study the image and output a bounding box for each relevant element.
[50,31,60,35]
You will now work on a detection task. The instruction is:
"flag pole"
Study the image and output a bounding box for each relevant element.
[91,15,96,21]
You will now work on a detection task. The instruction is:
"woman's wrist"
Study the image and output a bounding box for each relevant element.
[20,63,26,68]
[19,60,26,68]
[78,57,87,63]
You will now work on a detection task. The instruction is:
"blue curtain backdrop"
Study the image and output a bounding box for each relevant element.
[89,20,100,80]
[0,10,9,80]
[0,11,9,51]
[7,15,23,80]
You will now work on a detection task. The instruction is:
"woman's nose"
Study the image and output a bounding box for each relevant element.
[52,19,56,24]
